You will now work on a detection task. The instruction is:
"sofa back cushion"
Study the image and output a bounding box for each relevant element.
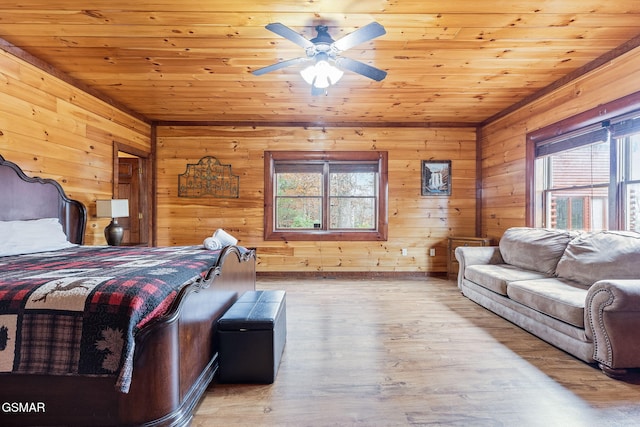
[499,227,578,275]
[555,230,640,286]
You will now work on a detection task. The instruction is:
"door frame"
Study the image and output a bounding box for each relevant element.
[112,142,153,246]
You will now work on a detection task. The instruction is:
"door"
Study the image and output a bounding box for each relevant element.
[118,157,144,245]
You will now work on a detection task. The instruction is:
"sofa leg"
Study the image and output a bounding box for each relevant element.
[599,363,629,379]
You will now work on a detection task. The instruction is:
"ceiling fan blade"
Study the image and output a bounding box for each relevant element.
[332,22,386,52]
[265,23,315,49]
[335,57,387,81]
[252,57,309,76]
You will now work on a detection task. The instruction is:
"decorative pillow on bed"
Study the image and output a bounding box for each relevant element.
[0,218,76,257]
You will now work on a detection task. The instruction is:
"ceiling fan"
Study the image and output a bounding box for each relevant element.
[252,22,388,95]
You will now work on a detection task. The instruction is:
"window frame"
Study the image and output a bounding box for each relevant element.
[526,91,640,230]
[264,151,388,241]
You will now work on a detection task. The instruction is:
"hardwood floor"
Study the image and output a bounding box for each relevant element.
[192,277,640,426]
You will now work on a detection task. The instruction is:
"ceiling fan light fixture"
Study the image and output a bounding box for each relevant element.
[300,59,344,89]
[254,21,386,91]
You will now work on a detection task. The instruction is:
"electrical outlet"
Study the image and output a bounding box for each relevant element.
[429,248,436,256]
[401,248,408,256]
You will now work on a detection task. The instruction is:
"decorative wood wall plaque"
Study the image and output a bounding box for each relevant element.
[178,156,239,198]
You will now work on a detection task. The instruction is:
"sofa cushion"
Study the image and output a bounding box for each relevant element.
[507,278,589,328]
[464,264,550,296]
[555,230,640,287]
[499,227,578,275]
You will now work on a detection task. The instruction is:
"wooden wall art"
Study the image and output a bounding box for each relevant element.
[178,156,239,198]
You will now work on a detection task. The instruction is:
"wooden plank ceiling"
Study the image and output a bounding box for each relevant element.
[1,0,640,125]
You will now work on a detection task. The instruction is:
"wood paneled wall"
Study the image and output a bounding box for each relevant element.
[479,46,640,243]
[0,49,151,244]
[156,126,477,274]
[8,36,638,266]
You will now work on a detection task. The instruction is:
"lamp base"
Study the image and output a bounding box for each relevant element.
[104,218,124,246]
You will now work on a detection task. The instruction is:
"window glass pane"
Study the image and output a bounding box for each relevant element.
[276,172,322,196]
[571,198,584,228]
[330,198,376,229]
[329,171,377,229]
[546,190,608,231]
[630,134,640,181]
[592,198,606,231]
[275,171,323,229]
[554,197,568,229]
[275,167,379,230]
[548,141,609,188]
[626,183,640,232]
[276,197,321,229]
[330,172,376,196]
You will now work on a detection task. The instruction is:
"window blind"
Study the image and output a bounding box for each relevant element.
[535,124,609,157]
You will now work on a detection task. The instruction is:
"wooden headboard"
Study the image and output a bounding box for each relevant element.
[0,155,87,244]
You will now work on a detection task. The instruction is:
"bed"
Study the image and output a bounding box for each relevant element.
[0,155,256,426]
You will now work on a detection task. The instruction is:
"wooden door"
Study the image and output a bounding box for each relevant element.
[118,157,143,245]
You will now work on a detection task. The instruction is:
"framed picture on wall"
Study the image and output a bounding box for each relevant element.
[421,160,451,196]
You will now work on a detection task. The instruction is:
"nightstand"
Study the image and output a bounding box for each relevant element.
[448,237,493,281]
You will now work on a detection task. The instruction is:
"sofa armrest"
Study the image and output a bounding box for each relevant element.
[586,279,640,370]
[454,246,503,289]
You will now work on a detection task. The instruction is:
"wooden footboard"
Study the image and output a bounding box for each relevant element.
[0,246,256,427]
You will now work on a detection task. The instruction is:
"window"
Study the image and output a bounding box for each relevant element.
[264,151,388,240]
[621,131,640,232]
[529,106,640,232]
[535,130,610,231]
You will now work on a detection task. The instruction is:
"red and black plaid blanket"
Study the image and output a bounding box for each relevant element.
[0,245,226,392]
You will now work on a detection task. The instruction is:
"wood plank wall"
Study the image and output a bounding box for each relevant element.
[0,49,151,244]
[5,38,638,268]
[479,46,640,242]
[156,126,477,274]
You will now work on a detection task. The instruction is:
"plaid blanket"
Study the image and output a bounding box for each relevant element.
[0,245,225,392]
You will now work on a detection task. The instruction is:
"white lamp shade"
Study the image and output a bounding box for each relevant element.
[96,199,129,218]
[300,60,344,89]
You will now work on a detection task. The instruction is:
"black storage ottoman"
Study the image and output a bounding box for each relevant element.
[217,290,287,383]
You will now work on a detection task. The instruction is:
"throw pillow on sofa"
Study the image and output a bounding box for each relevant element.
[555,230,640,286]
[499,227,579,275]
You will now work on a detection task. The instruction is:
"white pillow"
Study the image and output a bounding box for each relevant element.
[0,218,76,257]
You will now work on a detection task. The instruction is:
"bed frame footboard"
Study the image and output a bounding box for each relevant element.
[0,246,256,427]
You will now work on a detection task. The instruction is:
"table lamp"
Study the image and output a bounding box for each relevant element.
[96,199,129,246]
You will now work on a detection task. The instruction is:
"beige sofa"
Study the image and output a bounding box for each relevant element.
[455,227,640,378]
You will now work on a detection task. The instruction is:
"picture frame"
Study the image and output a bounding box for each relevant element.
[421,160,451,196]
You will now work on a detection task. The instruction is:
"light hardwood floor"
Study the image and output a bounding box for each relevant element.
[192,277,640,426]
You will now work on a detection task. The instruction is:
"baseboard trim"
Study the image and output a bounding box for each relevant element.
[256,271,447,280]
